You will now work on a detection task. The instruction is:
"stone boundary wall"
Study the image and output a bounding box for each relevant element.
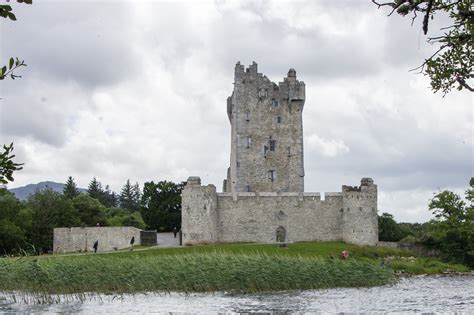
[53,227,141,254]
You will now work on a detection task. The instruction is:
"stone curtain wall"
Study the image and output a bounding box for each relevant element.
[215,193,343,243]
[53,227,141,253]
[182,177,378,246]
[182,177,378,245]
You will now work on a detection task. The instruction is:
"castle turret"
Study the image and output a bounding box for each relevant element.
[341,178,378,245]
[181,176,218,244]
[224,62,305,193]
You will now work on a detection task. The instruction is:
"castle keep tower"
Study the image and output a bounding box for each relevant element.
[224,62,305,193]
[181,62,378,246]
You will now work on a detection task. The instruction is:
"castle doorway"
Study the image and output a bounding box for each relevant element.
[276,226,286,243]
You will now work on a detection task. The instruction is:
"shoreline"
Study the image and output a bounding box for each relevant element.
[2,274,474,306]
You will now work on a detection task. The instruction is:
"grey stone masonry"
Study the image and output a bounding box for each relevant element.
[53,227,141,253]
[225,62,305,193]
[182,177,378,246]
[182,62,379,246]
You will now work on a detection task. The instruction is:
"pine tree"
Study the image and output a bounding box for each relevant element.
[120,180,141,212]
[87,177,118,208]
[119,179,133,211]
[103,185,118,208]
[87,177,103,202]
[63,176,80,199]
[132,182,141,211]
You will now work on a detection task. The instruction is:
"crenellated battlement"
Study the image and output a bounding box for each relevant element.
[234,62,305,99]
[234,61,259,81]
[217,191,344,200]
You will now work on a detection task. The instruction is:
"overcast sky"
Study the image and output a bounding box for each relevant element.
[0,0,472,222]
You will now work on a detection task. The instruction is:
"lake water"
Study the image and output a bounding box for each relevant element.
[1,275,473,313]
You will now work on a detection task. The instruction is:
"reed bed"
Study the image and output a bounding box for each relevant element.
[0,252,393,295]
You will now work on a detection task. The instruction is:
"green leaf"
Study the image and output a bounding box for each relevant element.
[9,58,14,70]
[7,12,16,21]
[0,5,13,12]
[1,66,6,75]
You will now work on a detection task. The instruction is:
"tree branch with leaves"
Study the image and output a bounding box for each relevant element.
[0,0,32,81]
[0,57,27,80]
[373,0,473,95]
[0,0,31,184]
[0,143,24,184]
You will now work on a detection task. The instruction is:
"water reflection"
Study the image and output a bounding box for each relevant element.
[1,275,473,314]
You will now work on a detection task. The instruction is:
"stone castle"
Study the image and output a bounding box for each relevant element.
[182,62,378,246]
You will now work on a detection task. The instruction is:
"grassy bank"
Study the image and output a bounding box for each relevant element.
[0,253,392,295]
[0,242,468,296]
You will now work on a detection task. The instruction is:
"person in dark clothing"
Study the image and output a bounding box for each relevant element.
[93,240,99,253]
[173,227,177,238]
[130,236,135,251]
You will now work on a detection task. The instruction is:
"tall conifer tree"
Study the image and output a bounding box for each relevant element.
[63,176,80,199]
[132,182,141,210]
[120,179,141,212]
[87,177,103,201]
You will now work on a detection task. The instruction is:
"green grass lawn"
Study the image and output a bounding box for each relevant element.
[83,241,414,259]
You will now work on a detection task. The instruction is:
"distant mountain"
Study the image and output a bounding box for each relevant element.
[9,181,87,201]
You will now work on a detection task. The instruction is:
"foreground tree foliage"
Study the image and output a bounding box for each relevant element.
[373,0,473,94]
[0,0,31,81]
[426,178,474,267]
[141,181,184,231]
[0,143,23,184]
[0,1,30,183]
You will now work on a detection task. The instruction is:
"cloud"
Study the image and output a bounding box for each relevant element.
[306,134,350,157]
[206,0,387,80]
[2,2,140,87]
[0,75,89,146]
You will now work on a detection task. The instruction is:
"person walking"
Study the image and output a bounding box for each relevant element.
[173,227,178,238]
[93,240,99,253]
[130,236,135,251]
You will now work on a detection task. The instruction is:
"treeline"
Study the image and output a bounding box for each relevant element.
[379,178,474,268]
[0,177,183,254]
